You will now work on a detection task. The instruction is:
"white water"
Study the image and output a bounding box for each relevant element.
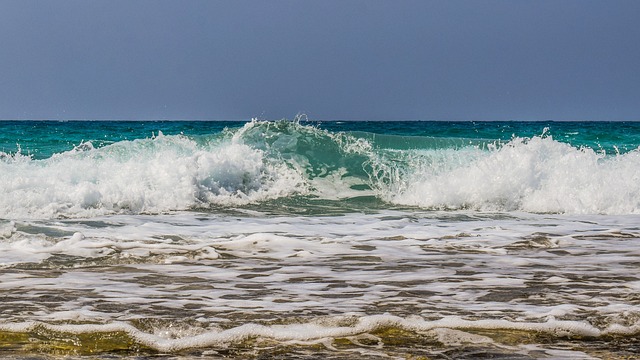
[2,212,639,322]
[2,314,635,353]
[381,136,640,214]
[2,122,639,357]
[1,122,640,218]
[0,133,307,219]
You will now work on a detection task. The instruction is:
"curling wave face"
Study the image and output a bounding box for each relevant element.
[1,120,639,218]
[384,135,640,214]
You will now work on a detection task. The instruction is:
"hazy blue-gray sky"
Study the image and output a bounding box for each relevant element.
[0,0,638,120]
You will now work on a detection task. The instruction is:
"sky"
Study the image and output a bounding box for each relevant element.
[0,0,638,121]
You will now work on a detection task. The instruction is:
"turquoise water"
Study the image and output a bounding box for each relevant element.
[1,120,639,358]
[2,120,640,160]
[1,119,639,216]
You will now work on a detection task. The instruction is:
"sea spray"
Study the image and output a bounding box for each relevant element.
[387,134,640,214]
[0,126,308,218]
[1,120,640,218]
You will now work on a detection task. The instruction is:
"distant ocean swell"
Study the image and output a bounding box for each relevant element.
[1,120,639,218]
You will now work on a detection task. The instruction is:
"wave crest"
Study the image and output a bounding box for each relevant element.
[0,124,311,218]
[1,121,639,218]
[386,135,640,214]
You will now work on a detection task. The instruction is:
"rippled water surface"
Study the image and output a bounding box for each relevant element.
[1,211,639,358]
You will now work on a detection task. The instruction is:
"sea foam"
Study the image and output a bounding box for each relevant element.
[383,134,640,214]
[0,128,306,219]
[1,120,640,218]
[2,314,636,353]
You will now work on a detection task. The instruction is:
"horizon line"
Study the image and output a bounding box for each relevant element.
[0,118,638,122]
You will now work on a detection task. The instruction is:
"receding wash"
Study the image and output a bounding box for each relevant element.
[1,119,639,358]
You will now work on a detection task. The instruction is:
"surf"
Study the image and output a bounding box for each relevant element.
[1,120,639,219]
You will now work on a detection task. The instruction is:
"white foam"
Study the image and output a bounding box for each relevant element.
[430,328,494,346]
[388,136,640,214]
[0,314,623,352]
[2,125,640,218]
[0,133,306,219]
[0,220,15,238]
[0,210,638,357]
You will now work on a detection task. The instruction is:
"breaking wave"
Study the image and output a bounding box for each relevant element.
[1,120,639,218]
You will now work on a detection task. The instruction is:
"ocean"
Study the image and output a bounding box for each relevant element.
[0,119,639,359]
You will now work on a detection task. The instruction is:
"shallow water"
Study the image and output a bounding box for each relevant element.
[1,210,639,358]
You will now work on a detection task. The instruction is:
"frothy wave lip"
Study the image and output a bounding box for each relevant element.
[1,314,637,353]
[0,122,313,219]
[1,120,640,218]
[384,135,640,215]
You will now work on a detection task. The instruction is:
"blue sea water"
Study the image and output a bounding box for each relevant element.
[0,119,639,358]
[2,120,640,159]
